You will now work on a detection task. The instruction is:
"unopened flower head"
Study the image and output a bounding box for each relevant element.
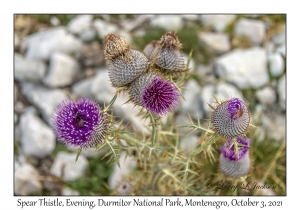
[52,98,108,148]
[149,31,186,71]
[103,33,150,87]
[108,49,150,87]
[211,97,250,139]
[129,72,180,116]
[220,137,251,178]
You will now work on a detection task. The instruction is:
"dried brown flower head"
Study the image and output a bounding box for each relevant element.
[160,31,182,50]
[103,34,132,61]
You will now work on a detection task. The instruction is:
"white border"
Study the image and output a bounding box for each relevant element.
[2,0,297,209]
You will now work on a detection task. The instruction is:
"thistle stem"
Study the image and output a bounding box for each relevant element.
[149,113,158,145]
[115,132,140,145]
[104,94,118,112]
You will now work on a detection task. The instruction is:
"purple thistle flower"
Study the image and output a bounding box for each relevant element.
[228,98,243,120]
[141,77,180,115]
[211,97,250,139]
[220,137,251,178]
[52,98,108,148]
[128,72,180,116]
[221,137,250,161]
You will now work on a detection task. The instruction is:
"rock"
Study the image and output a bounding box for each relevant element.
[150,15,182,31]
[120,15,150,32]
[278,75,286,110]
[184,53,195,71]
[261,113,286,141]
[94,19,118,38]
[16,147,28,165]
[15,53,46,83]
[62,187,80,196]
[268,52,284,77]
[77,42,105,67]
[115,93,151,134]
[80,28,96,42]
[15,34,20,49]
[215,47,269,89]
[200,15,236,32]
[256,86,276,106]
[50,152,88,181]
[108,152,136,190]
[43,52,79,88]
[20,82,67,125]
[14,112,18,124]
[196,64,216,84]
[199,32,230,55]
[201,85,215,116]
[14,124,21,142]
[19,109,56,158]
[265,42,276,54]
[215,82,243,101]
[21,27,82,61]
[234,18,266,46]
[50,16,61,26]
[72,77,95,99]
[197,64,212,77]
[180,79,203,119]
[94,19,131,43]
[276,44,286,58]
[201,82,243,115]
[91,69,116,103]
[68,15,93,35]
[180,134,199,153]
[15,163,42,195]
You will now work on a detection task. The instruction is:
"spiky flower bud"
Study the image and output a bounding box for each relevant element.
[148,31,186,71]
[108,49,151,87]
[129,72,180,116]
[211,98,250,139]
[52,98,108,148]
[103,34,151,87]
[220,137,251,178]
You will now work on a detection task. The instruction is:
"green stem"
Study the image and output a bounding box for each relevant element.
[189,124,215,134]
[104,94,118,112]
[150,113,158,145]
[115,132,140,145]
[233,179,238,196]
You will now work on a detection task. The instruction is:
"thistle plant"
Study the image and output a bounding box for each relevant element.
[51,31,259,195]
